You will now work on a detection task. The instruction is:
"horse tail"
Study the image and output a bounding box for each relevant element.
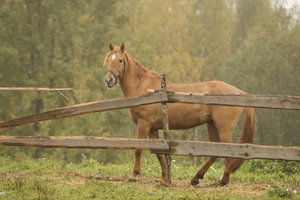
[240,107,256,144]
[229,107,256,173]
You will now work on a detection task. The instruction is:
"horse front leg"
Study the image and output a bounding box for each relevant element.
[128,120,150,182]
[149,129,168,183]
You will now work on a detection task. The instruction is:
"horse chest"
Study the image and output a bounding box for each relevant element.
[128,104,162,124]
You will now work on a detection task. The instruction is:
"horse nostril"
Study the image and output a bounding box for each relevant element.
[104,77,109,84]
[109,77,114,84]
[104,76,115,87]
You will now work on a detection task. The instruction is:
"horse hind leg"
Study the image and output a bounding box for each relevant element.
[191,122,219,186]
[218,130,235,186]
[221,107,256,180]
[219,152,246,185]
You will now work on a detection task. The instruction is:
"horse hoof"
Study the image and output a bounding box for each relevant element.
[218,180,229,186]
[155,177,165,183]
[127,177,137,182]
[190,178,199,186]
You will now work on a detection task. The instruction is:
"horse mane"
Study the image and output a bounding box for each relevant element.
[124,51,160,78]
[132,58,160,77]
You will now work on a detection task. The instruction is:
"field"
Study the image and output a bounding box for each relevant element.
[0,153,299,200]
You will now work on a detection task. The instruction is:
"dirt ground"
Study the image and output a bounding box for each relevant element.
[0,171,271,197]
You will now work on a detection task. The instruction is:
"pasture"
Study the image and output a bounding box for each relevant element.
[1,1,300,199]
[0,153,299,200]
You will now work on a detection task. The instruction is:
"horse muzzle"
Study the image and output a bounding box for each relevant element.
[104,74,117,88]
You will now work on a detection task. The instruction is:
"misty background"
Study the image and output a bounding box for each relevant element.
[0,0,299,163]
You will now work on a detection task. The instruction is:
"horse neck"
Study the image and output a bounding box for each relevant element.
[119,60,160,97]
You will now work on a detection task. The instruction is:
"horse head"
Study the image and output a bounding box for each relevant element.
[103,43,127,88]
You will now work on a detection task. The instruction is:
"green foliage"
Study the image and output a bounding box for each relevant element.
[247,160,300,175]
[268,185,295,199]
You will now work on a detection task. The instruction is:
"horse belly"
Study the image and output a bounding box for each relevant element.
[130,103,210,130]
[167,104,210,130]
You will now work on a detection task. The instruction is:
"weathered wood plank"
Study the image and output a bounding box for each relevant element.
[0,87,72,91]
[0,93,167,128]
[0,136,299,161]
[0,136,169,150]
[161,141,300,161]
[168,93,300,110]
[1,92,299,129]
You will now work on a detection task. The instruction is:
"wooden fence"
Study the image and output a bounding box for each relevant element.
[0,84,299,183]
[0,91,299,128]
[0,136,299,161]
[0,90,299,160]
[0,87,72,91]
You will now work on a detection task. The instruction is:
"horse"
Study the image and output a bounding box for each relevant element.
[103,43,256,186]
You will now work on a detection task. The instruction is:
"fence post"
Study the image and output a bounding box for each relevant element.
[160,74,172,184]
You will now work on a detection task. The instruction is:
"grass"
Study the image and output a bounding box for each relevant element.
[0,153,299,200]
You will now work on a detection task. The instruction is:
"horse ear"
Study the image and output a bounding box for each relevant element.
[108,43,114,51]
[120,42,125,52]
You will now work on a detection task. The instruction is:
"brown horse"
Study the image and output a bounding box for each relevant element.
[103,43,256,186]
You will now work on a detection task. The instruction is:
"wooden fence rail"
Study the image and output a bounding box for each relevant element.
[0,136,299,161]
[0,93,166,128]
[0,87,72,91]
[0,92,299,128]
[167,92,300,110]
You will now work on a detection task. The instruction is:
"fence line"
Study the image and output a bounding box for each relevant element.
[0,92,299,128]
[0,87,72,91]
[167,92,300,110]
[1,87,299,184]
[0,136,299,161]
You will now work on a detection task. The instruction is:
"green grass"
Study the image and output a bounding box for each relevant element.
[0,153,299,200]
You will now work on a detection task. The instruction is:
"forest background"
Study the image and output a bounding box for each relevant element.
[0,0,299,163]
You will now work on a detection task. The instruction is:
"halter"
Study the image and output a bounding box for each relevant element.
[104,50,127,83]
[105,68,120,84]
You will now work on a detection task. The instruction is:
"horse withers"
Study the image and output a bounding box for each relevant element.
[103,43,256,186]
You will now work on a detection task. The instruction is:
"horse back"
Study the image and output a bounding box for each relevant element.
[129,80,246,130]
[168,80,246,95]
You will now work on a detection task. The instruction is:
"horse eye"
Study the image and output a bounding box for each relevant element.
[119,59,123,63]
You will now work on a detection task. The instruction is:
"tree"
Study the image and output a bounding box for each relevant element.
[221,0,300,145]
[0,0,131,162]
